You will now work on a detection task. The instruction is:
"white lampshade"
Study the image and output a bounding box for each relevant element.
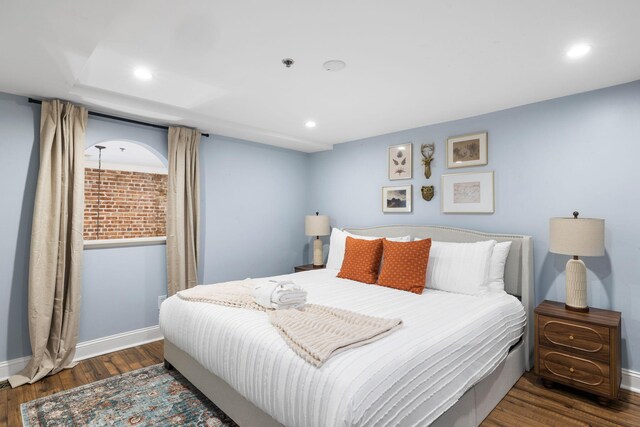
[549,216,605,257]
[549,213,605,312]
[305,214,330,237]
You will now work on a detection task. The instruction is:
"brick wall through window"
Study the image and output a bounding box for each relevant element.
[84,168,167,240]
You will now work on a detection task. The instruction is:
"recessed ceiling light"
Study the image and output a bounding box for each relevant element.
[133,67,153,80]
[305,121,317,128]
[566,43,591,59]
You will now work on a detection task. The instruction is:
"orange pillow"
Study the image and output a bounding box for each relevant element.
[377,238,432,294]
[337,237,384,284]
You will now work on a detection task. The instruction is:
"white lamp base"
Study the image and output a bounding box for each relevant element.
[565,258,589,312]
[313,238,324,267]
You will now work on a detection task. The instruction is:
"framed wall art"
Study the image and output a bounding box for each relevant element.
[388,143,412,180]
[446,132,487,168]
[382,185,412,213]
[441,171,494,213]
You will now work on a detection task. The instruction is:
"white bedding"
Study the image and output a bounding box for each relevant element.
[160,269,526,427]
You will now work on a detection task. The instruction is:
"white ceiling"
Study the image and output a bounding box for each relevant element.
[1,0,639,153]
[85,140,167,173]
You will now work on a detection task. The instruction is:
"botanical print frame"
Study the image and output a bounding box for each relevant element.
[441,171,494,213]
[388,143,412,180]
[382,185,412,213]
[446,132,488,168]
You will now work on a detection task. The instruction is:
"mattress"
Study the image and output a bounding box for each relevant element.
[160,269,526,427]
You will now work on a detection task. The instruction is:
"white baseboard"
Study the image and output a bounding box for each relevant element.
[0,325,163,381]
[73,325,163,362]
[0,355,30,383]
[622,368,640,393]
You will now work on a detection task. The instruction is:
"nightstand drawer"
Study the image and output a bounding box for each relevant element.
[538,347,611,397]
[538,315,610,361]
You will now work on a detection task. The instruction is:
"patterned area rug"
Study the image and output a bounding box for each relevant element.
[21,364,238,426]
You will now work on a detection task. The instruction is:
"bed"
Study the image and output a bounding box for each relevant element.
[160,225,534,426]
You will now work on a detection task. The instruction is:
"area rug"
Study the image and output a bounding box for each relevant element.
[21,364,238,426]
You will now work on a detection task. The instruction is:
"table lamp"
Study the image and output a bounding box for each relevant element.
[305,212,330,267]
[549,211,605,312]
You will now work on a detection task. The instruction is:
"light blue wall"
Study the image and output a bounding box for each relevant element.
[200,135,309,283]
[0,94,39,361]
[0,92,310,363]
[308,80,640,372]
[82,245,166,341]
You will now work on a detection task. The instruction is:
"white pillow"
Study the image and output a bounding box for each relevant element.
[423,240,496,295]
[325,228,411,270]
[486,241,512,292]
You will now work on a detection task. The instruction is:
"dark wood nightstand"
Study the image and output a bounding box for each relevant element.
[534,300,621,405]
[294,264,325,273]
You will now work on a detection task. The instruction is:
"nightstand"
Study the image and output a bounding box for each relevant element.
[294,264,325,273]
[534,300,621,405]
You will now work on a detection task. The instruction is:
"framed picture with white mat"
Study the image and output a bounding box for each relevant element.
[441,171,494,213]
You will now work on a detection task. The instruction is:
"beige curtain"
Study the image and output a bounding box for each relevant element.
[167,126,201,296]
[9,100,87,388]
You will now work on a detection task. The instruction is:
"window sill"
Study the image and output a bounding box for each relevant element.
[84,236,167,249]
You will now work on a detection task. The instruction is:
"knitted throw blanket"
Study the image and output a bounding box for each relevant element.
[177,281,403,367]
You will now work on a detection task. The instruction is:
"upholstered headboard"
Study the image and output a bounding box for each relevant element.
[344,225,535,369]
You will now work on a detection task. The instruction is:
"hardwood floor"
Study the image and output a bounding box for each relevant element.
[1,340,638,426]
[483,372,640,427]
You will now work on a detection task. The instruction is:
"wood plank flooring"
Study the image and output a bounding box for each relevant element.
[483,371,640,427]
[1,340,638,426]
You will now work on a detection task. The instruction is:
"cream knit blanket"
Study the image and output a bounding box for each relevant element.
[177,281,403,367]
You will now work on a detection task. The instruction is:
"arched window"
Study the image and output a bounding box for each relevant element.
[84,140,167,242]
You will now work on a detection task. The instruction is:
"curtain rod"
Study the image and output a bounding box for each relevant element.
[28,98,210,138]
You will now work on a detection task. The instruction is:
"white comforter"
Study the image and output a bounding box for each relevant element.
[160,269,526,427]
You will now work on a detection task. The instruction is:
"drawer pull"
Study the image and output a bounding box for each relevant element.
[569,367,575,373]
[569,335,574,340]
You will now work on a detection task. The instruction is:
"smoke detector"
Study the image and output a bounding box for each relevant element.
[323,60,346,71]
